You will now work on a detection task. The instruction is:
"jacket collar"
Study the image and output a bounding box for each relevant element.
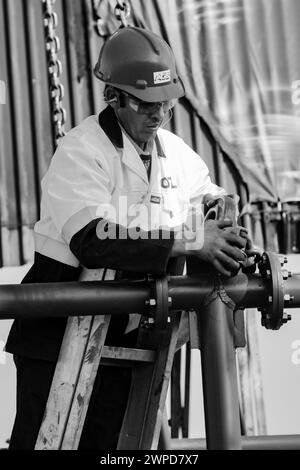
[98,106,166,158]
[98,105,123,149]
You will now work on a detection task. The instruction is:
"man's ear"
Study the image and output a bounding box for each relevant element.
[104,86,118,107]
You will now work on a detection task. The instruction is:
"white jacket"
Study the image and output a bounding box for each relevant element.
[34,112,225,267]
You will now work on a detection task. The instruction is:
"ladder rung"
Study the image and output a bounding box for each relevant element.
[101,346,156,365]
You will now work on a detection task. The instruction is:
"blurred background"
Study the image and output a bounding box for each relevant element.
[1,0,300,448]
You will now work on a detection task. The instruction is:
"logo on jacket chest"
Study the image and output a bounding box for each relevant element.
[161,177,178,189]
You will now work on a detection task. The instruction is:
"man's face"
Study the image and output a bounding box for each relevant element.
[115,92,171,147]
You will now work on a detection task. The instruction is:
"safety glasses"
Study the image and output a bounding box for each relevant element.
[121,91,176,115]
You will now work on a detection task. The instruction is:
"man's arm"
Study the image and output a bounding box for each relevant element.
[70,217,249,278]
[69,219,175,276]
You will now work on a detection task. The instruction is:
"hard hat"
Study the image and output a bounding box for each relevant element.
[94,26,185,102]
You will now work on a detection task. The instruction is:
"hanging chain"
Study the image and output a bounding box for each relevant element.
[92,0,131,37]
[42,0,66,146]
[114,0,131,28]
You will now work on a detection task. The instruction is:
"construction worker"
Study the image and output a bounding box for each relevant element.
[6,26,250,450]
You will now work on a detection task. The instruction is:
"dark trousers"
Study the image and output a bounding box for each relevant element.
[9,324,138,450]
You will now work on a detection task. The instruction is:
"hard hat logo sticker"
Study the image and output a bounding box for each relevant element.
[153,70,171,84]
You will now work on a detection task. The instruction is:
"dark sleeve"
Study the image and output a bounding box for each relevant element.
[69,218,175,276]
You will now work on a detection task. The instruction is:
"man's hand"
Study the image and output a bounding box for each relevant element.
[171,219,248,276]
[238,230,263,271]
[195,219,247,276]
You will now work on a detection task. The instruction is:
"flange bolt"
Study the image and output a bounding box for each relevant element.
[282,270,292,280]
[282,312,292,323]
[284,294,295,303]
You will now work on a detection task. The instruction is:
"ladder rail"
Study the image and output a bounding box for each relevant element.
[35,268,115,450]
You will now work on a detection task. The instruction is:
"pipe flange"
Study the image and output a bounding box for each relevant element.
[154,276,170,329]
[145,276,170,329]
[258,251,285,330]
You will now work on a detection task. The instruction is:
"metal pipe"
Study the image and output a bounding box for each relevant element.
[1,273,300,319]
[284,275,300,307]
[0,281,151,319]
[169,273,271,309]
[171,435,300,450]
[199,296,242,450]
